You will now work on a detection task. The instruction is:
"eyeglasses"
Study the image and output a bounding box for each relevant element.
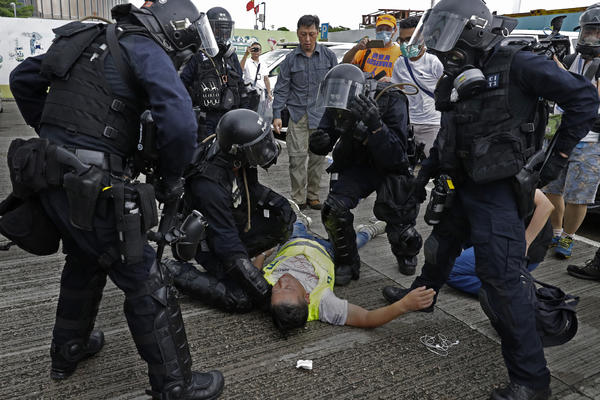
[250,47,261,52]
[397,37,412,43]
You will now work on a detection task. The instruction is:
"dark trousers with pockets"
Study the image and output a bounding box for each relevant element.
[412,178,550,388]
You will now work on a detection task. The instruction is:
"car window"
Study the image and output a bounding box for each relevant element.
[260,49,291,69]
[270,65,281,77]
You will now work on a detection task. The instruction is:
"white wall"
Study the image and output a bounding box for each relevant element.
[0,17,67,87]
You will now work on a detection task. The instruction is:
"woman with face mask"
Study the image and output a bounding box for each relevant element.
[341,14,401,82]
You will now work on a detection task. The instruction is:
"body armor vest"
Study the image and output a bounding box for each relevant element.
[40,21,146,157]
[453,44,541,184]
[192,52,242,111]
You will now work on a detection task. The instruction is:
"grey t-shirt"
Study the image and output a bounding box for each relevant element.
[269,254,348,325]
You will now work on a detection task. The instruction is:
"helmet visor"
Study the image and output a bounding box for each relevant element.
[578,24,600,46]
[196,13,219,57]
[316,78,365,111]
[408,9,469,53]
[241,123,279,167]
[210,19,235,44]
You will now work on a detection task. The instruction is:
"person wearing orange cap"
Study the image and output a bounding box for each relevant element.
[342,14,401,81]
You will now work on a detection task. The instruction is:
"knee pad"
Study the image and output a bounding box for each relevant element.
[322,196,353,228]
[389,225,422,257]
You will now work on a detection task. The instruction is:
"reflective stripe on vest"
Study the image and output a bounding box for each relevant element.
[263,238,335,321]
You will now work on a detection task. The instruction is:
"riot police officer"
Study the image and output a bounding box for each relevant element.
[167,109,295,312]
[309,64,421,285]
[180,6,249,141]
[8,1,225,398]
[382,0,599,399]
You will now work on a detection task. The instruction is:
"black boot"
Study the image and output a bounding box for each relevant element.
[126,261,224,400]
[395,255,417,276]
[50,265,107,380]
[381,286,434,313]
[334,256,361,286]
[50,330,105,380]
[389,225,422,276]
[490,382,551,400]
[567,253,600,281]
[165,259,253,313]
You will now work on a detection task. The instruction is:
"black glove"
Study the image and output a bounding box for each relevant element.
[225,257,271,305]
[434,74,454,112]
[155,177,185,204]
[309,129,332,155]
[539,151,569,188]
[413,168,431,204]
[350,94,382,132]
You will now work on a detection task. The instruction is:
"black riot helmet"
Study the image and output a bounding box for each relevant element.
[207,7,235,46]
[408,0,517,72]
[216,109,279,168]
[126,0,218,58]
[316,64,367,111]
[576,4,600,59]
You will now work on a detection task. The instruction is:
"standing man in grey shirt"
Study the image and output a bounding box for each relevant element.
[272,15,338,210]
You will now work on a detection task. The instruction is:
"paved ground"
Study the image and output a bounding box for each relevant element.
[0,101,599,399]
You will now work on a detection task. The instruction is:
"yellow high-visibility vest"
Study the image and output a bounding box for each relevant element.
[263,238,335,321]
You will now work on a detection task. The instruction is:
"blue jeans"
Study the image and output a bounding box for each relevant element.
[290,221,370,258]
[447,247,540,295]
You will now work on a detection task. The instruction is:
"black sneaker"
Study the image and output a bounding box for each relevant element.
[50,329,105,380]
[381,286,434,312]
[490,382,550,400]
[567,257,600,281]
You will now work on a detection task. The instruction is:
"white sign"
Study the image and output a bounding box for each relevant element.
[0,17,67,87]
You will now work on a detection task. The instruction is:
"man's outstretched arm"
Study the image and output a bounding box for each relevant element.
[345,287,435,328]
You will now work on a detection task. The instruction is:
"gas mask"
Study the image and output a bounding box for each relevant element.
[432,44,487,100]
[375,31,393,45]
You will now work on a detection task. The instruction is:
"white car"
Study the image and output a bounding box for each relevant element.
[260,43,353,137]
[263,42,353,90]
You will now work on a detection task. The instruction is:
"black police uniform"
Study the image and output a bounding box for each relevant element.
[180,49,249,140]
[315,84,420,285]
[403,46,599,390]
[168,150,295,312]
[8,6,224,398]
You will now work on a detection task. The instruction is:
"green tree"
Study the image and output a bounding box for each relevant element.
[277,27,289,31]
[0,0,33,17]
[329,26,350,32]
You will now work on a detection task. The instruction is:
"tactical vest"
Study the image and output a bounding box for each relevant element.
[263,238,335,322]
[39,21,146,157]
[192,52,243,111]
[453,44,541,184]
[185,151,250,224]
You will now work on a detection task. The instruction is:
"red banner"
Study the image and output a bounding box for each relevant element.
[254,5,260,14]
[246,0,254,11]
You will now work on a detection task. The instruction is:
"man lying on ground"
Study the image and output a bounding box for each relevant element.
[255,218,434,331]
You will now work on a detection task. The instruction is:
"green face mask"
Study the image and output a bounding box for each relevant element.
[400,43,421,59]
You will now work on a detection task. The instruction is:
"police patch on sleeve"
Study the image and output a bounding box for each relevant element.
[487,73,500,89]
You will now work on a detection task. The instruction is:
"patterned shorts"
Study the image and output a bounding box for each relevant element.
[543,141,600,204]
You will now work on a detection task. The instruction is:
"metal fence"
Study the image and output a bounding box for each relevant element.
[33,0,125,20]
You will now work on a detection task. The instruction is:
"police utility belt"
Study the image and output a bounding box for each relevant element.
[5,137,158,266]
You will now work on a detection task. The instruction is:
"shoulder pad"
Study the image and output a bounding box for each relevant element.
[52,21,103,38]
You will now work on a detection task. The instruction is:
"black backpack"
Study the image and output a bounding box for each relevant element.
[521,267,580,347]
